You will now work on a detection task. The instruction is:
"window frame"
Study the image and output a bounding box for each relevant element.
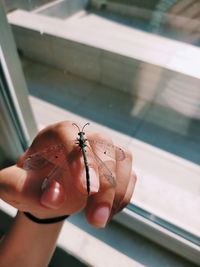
[115,205,200,265]
[0,1,37,163]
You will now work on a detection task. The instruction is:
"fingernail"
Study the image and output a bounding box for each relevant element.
[81,168,99,193]
[89,168,100,193]
[40,180,65,209]
[92,205,110,228]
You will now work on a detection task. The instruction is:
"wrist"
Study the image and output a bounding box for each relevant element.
[18,211,64,228]
[23,211,69,224]
[0,211,65,267]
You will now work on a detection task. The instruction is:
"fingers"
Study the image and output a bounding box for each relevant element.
[111,171,137,216]
[0,165,66,213]
[86,170,137,228]
[85,135,136,228]
[86,188,115,228]
[1,121,136,225]
[40,179,66,209]
[0,165,26,203]
[3,121,99,217]
[112,149,132,211]
[85,134,116,227]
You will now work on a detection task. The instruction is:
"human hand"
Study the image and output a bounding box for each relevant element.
[0,121,136,228]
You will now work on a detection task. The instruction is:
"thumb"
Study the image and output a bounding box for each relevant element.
[0,165,65,211]
[40,178,65,209]
[0,165,26,203]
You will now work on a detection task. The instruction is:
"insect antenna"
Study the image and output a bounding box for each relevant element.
[72,123,81,132]
[82,123,90,132]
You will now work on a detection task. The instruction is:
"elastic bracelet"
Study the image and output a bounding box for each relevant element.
[23,212,69,224]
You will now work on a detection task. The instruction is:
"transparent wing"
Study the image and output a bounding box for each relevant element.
[23,140,122,188]
[88,139,125,161]
[41,165,64,191]
[90,150,117,187]
[23,144,67,170]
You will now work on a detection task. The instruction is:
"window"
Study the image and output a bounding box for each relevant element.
[0,1,37,167]
[2,0,200,264]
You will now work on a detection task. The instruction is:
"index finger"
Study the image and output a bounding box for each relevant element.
[85,134,117,227]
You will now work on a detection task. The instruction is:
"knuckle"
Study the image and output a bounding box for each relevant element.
[119,196,130,211]
[90,132,113,144]
[131,171,137,182]
[124,148,133,161]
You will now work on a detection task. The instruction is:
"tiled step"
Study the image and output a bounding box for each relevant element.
[34,0,89,19]
[8,8,200,119]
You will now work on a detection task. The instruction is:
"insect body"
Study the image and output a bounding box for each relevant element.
[73,122,91,194]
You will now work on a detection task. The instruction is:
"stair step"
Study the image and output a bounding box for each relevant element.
[7,9,200,117]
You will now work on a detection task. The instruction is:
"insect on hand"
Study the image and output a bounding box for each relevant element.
[23,123,126,195]
[72,122,91,194]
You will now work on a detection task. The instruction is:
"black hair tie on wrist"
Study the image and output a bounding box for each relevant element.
[23,212,69,224]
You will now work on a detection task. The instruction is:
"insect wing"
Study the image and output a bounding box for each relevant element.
[92,151,117,187]
[88,139,125,161]
[23,153,49,170]
[115,145,126,161]
[23,144,67,170]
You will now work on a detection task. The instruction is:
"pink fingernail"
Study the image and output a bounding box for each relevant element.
[92,205,110,228]
[40,180,65,209]
[81,168,99,193]
[89,168,99,193]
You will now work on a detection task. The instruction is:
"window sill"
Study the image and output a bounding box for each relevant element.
[0,203,198,267]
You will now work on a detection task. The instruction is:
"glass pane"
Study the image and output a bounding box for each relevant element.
[0,1,37,167]
[4,0,200,249]
[0,60,24,166]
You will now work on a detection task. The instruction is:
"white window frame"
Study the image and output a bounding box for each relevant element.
[0,1,37,163]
